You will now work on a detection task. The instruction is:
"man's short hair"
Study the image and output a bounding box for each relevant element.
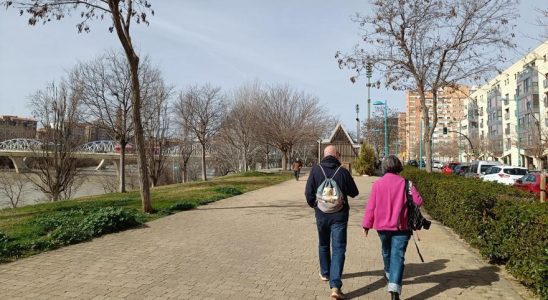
[382,155,403,174]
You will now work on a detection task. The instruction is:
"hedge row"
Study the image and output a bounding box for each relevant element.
[401,167,547,298]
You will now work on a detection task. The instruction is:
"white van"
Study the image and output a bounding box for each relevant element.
[466,160,502,178]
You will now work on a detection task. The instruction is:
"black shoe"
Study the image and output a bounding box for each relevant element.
[390,291,400,300]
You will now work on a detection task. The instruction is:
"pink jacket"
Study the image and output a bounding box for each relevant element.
[362,173,423,231]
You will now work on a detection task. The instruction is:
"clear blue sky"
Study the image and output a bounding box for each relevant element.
[0,0,546,132]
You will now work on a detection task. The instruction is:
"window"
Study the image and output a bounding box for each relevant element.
[486,167,500,174]
[482,165,497,173]
[524,174,536,183]
[506,168,527,176]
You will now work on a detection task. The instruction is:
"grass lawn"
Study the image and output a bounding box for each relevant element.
[0,171,291,262]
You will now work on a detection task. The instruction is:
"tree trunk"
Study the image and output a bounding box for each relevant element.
[182,160,188,183]
[201,143,207,181]
[282,150,288,170]
[130,62,152,212]
[243,146,248,172]
[119,140,126,193]
[109,0,152,213]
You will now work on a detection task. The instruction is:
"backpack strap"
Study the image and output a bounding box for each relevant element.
[318,164,327,180]
[331,165,343,179]
[318,164,342,179]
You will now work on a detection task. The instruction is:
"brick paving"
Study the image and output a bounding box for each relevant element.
[0,175,532,299]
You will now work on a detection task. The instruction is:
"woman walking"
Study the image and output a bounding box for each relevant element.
[361,155,423,300]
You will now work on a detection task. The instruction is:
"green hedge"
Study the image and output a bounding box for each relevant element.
[401,167,547,298]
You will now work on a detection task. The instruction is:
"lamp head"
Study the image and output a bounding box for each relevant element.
[372,100,385,105]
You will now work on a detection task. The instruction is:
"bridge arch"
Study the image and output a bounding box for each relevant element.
[77,140,118,153]
[0,138,42,151]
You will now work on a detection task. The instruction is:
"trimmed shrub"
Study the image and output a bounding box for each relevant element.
[401,167,547,298]
[354,143,376,175]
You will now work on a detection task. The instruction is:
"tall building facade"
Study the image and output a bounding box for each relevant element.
[0,115,38,141]
[397,112,407,159]
[405,86,469,161]
[462,41,548,169]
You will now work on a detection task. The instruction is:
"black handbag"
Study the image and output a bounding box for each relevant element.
[403,180,431,231]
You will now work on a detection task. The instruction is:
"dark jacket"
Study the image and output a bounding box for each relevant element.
[305,156,359,214]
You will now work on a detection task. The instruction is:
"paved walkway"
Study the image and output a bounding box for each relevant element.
[0,175,531,299]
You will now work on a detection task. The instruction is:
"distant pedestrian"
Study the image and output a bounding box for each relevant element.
[292,159,302,181]
[362,155,424,300]
[305,145,359,299]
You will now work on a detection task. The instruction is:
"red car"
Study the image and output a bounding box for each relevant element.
[442,162,460,175]
[514,173,547,197]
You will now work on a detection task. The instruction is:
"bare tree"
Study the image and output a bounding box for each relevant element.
[362,107,399,158]
[536,8,548,40]
[5,0,155,212]
[337,0,518,172]
[435,140,459,161]
[75,51,134,192]
[176,85,226,181]
[217,83,263,172]
[142,77,172,187]
[174,118,195,183]
[0,170,28,208]
[524,111,548,168]
[256,85,329,170]
[28,80,83,201]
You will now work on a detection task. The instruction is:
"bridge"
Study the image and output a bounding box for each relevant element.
[0,139,212,173]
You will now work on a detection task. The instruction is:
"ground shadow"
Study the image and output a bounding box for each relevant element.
[345,260,500,300]
[404,266,500,300]
[344,259,449,299]
[196,204,310,220]
[197,204,305,210]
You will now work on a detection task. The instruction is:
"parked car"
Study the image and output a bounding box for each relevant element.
[442,162,460,175]
[466,160,502,178]
[407,160,418,167]
[453,163,470,176]
[433,160,444,169]
[514,172,547,197]
[481,165,528,185]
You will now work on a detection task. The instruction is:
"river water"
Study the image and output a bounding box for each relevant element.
[0,168,130,209]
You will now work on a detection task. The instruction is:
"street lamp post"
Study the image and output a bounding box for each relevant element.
[373,100,388,158]
[515,94,522,167]
[419,117,423,169]
[355,104,360,143]
[366,63,373,122]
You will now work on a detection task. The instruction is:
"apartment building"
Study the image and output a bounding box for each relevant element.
[397,112,407,159]
[0,115,38,141]
[461,41,548,169]
[405,86,469,161]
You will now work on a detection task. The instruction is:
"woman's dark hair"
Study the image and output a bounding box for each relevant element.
[382,155,403,174]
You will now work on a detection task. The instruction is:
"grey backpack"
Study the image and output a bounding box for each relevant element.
[315,165,344,213]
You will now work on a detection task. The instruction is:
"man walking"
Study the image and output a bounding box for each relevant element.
[305,145,359,299]
[292,159,302,181]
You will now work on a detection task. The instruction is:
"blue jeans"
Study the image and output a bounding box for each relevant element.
[378,231,411,295]
[316,210,348,289]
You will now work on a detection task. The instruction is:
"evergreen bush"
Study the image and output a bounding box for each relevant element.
[401,167,547,298]
[354,143,376,175]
